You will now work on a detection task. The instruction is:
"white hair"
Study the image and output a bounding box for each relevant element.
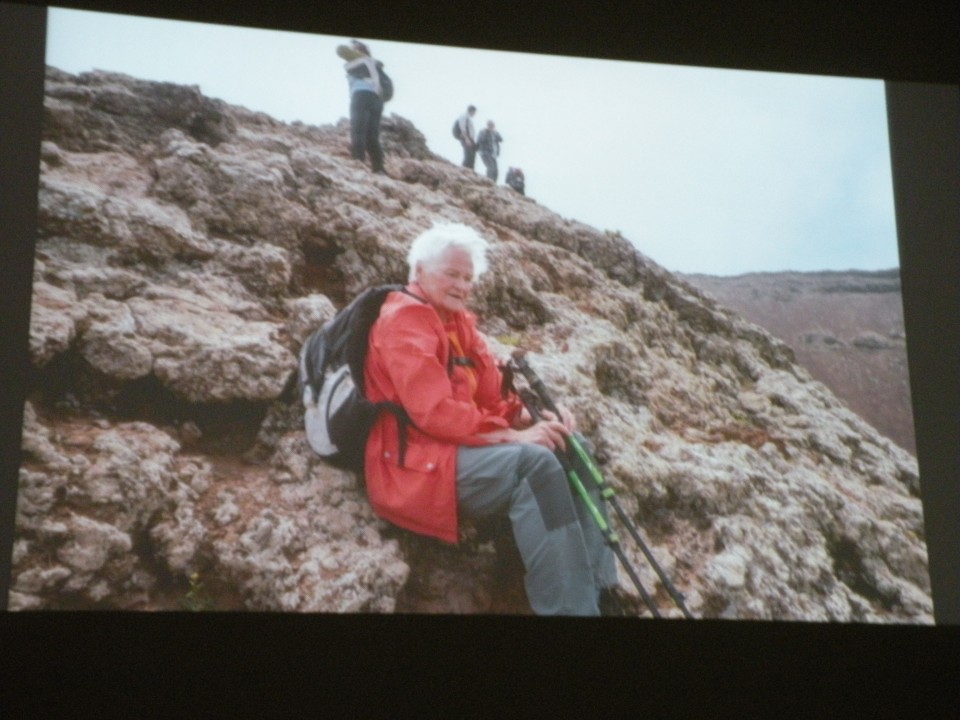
[407,222,489,282]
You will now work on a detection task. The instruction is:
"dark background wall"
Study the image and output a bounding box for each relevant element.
[2,1,958,716]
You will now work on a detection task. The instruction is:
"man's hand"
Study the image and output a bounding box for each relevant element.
[477,417,569,451]
[512,419,569,451]
[482,403,575,450]
[513,406,533,429]
[541,405,576,433]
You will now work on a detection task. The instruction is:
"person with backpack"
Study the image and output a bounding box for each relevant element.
[476,120,503,182]
[454,105,478,170]
[360,222,617,615]
[336,39,390,175]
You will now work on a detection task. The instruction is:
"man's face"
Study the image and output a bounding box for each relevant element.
[416,246,475,320]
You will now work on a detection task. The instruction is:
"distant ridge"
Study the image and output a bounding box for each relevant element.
[682,269,915,455]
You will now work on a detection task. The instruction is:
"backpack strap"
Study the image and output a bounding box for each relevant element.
[398,287,428,304]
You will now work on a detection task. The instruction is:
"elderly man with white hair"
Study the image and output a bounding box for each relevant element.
[362,222,617,615]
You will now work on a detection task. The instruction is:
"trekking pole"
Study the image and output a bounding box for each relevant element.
[517,389,660,618]
[510,351,695,619]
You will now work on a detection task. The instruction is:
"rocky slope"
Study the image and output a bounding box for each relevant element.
[9,67,932,621]
[681,270,915,456]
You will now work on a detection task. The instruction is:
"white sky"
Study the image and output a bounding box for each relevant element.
[45,8,901,277]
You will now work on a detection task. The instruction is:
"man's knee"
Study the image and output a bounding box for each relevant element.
[514,444,578,531]
[517,443,563,476]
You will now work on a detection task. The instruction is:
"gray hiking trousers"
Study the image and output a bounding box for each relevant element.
[456,443,618,616]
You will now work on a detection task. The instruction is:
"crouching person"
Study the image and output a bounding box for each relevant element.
[363,222,617,615]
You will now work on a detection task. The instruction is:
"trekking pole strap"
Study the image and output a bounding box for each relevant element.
[510,352,563,419]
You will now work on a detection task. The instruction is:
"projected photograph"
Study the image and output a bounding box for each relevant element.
[7,7,931,620]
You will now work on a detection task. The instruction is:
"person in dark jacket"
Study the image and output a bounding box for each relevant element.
[337,39,387,174]
[476,120,503,182]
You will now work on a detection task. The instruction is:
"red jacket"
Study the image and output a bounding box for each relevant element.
[363,285,522,542]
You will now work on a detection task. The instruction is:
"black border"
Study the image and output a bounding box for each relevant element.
[886,80,960,627]
[2,0,958,714]
[0,2,46,614]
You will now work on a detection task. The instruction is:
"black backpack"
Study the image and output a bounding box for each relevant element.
[377,62,394,102]
[452,118,463,140]
[299,285,416,472]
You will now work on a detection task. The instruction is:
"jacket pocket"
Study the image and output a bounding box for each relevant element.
[380,435,442,474]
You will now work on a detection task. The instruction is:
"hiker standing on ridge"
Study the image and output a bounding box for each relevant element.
[457,105,478,169]
[337,39,387,175]
[476,120,503,182]
[362,222,618,615]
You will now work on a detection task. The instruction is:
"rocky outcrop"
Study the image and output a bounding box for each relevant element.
[10,67,931,622]
[681,270,915,455]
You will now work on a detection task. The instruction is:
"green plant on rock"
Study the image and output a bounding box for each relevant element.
[496,333,523,347]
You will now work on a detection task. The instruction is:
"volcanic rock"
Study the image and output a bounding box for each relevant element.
[10,68,931,622]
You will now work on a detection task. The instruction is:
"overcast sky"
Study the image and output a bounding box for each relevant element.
[46,8,901,277]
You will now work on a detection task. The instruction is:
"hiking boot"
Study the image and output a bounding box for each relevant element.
[598,587,628,617]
